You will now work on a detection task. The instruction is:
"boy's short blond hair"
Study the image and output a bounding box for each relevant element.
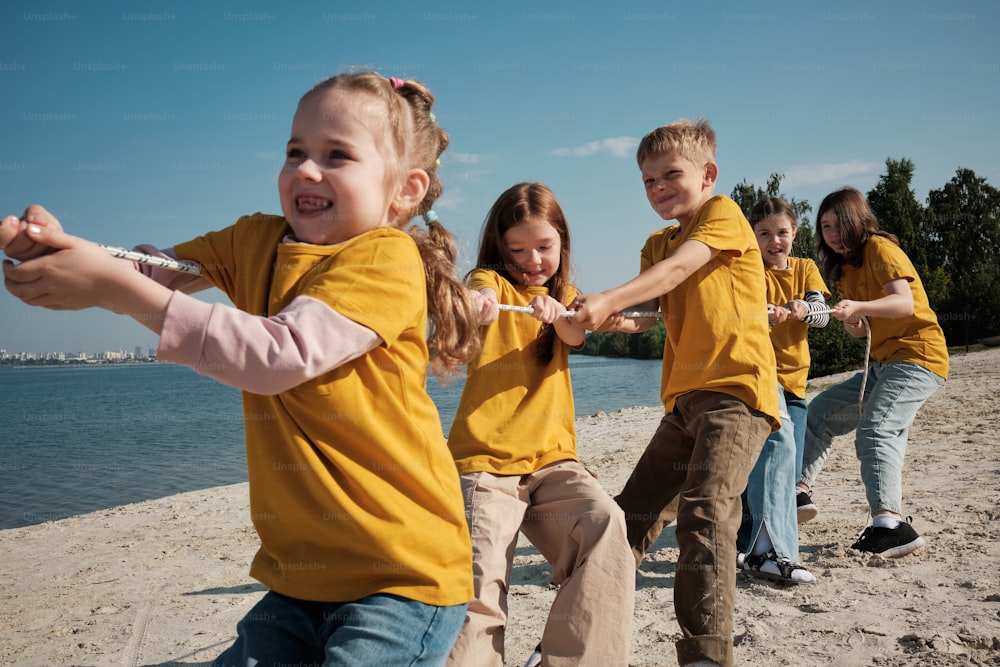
[636,118,716,169]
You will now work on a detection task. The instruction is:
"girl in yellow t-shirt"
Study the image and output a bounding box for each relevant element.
[446,182,634,667]
[801,187,948,559]
[738,197,830,584]
[3,72,479,666]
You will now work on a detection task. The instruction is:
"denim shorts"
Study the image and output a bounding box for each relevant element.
[214,590,467,666]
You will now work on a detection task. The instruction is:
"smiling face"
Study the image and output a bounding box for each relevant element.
[278,89,398,245]
[640,151,717,228]
[502,216,562,288]
[754,213,797,269]
[819,210,847,255]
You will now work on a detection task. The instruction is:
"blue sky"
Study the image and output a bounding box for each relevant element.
[2,0,998,354]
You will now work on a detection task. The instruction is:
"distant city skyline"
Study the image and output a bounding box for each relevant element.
[1,344,156,360]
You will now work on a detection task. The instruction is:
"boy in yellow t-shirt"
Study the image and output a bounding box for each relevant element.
[572,119,779,667]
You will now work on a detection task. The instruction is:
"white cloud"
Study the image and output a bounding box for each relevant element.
[783,159,881,187]
[447,152,484,165]
[551,136,637,158]
[434,189,465,211]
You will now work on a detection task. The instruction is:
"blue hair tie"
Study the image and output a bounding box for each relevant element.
[422,210,438,224]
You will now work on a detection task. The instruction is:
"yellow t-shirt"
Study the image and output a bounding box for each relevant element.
[837,235,949,379]
[641,195,780,428]
[173,216,473,606]
[766,257,830,397]
[448,269,579,475]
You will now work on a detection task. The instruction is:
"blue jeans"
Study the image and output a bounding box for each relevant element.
[738,387,799,560]
[214,591,467,667]
[784,391,808,478]
[801,361,944,515]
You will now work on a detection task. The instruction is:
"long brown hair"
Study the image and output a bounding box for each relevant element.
[304,72,480,377]
[474,182,572,364]
[816,187,898,282]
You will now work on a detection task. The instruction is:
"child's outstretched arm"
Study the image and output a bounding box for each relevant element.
[589,310,651,334]
[571,239,717,330]
[834,278,913,337]
[7,223,384,395]
[4,223,172,332]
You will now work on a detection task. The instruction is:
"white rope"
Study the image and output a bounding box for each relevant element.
[104,245,872,408]
[857,316,872,413]
[101,245,202,275]
[102,247,664,318]
[497,304,660,319]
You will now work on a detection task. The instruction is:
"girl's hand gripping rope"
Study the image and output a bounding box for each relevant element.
[5,223,135,312]
[469,288,500,326]
[0,206,64,263]
[4,223,174,336]
[767,304,791,326]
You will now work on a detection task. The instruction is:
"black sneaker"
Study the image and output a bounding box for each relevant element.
[796,490,818,524]
[851,517,925,558]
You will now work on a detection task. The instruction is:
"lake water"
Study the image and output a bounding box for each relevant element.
[0,357,661,529]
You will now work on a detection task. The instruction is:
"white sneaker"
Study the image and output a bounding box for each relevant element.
[522,643,542,667]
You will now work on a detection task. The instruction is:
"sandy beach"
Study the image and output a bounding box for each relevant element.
[2,347,998,666]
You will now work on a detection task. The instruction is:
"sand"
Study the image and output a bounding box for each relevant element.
[2,347,999,666]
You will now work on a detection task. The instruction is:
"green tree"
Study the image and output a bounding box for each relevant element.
[601,331,631,357]
[579,332,602,356]
[628,319,666,359]
[578,321,665,359]
[580,330,632,358]
[867,158,929,275]
[925,168,1000,341]
[730,173,815,259]
[865,157,953,313]
[730,179,767,218]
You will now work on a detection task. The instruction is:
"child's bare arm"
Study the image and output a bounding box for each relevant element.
[4,223,172,333]
[527,294,585,347]
[591,302,660,333]
[835,279,913,323]
[572,239,716,330]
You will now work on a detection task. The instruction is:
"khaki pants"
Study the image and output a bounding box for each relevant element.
[615,391,770,667]
[446,460,635,667]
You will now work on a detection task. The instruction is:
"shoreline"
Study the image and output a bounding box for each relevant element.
[0,360,166,371]
[2,347,998,666]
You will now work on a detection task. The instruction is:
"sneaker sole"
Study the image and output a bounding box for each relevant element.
[797,506,818,524]
[870,535,926,558]
[742,565,817,585]
[522,649,543,667]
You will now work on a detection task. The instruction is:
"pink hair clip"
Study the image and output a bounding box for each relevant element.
[389,77,404,90]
